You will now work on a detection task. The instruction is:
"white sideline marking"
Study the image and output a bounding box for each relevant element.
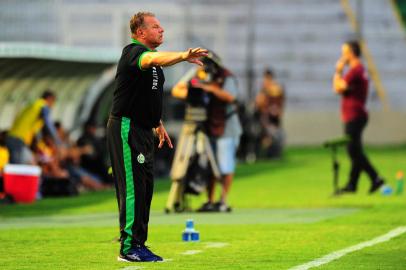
[205,242,229,249]
[181,250,202,255]
[288,226,406,270]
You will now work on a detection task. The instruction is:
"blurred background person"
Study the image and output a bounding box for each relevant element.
[55,122,108,191]
[77,120,111,185]
[255,68,285,159]
[172,52,242,212]
[5,90,60,164]
[333,40,385,194]
[0,131,10,201]
[36,123,107,194]
[34,129,69,179]
[0,131,10,183]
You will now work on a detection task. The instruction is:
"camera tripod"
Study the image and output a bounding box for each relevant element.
[165,108,220,213]
[323,136,350,196]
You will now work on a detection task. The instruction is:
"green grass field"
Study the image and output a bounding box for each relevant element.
[1,146,405,270]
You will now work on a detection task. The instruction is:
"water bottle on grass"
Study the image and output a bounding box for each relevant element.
[396,171,404,195]
[182,219,200,242]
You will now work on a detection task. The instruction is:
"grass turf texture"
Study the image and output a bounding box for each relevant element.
[0,146,405,269]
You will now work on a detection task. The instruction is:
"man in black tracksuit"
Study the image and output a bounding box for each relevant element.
[106,11,207,262]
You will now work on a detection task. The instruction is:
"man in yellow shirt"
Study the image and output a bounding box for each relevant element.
[0,147,9,171]
[6,90,59,164]
[0,131,9,172]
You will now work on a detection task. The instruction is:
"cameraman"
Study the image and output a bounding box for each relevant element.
[172,52,242,212]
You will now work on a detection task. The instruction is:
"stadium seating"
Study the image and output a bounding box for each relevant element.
[348,0,406,109]
[0,0,405,143]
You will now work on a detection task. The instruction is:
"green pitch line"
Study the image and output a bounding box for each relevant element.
[0,208,358,229]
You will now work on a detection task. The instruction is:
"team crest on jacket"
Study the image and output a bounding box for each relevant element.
[137,153,145,164]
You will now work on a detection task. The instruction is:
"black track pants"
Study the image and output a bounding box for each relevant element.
[344,117,378,189]
[106,116,154,255]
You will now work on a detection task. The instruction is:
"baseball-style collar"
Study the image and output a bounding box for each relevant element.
[131,38,157,52]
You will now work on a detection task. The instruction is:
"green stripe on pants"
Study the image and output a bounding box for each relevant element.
[121,117,135,254]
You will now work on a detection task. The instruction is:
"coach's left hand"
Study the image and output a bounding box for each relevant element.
[155,122,173,149]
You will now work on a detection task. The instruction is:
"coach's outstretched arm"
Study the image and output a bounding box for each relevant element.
[140,48,208,69]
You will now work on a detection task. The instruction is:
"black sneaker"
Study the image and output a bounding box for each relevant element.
[197,202,215,212]
[369,178,385,194]
[118,245,162,262]
[214,202,232,212]
[336,186,356,195]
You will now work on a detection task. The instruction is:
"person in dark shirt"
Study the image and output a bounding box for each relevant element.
[77,120,110,184]
[106,11,207,262]
[255,68,285,158]
[333,40,385,194]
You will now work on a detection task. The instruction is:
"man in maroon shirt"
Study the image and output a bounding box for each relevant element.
[333,40,384,194]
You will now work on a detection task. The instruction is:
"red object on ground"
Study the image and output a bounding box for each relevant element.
[3,164,41,203]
